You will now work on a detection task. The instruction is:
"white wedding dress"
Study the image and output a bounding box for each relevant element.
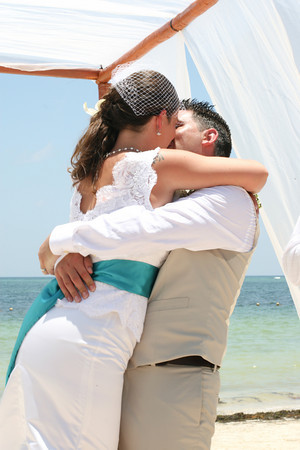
[0,149,168,450]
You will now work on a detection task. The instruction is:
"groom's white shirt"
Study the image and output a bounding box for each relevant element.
[50,186,257,258]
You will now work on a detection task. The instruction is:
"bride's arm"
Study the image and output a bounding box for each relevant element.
[154,149,268,194]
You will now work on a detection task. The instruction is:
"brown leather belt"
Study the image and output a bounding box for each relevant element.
[156,356,220,370]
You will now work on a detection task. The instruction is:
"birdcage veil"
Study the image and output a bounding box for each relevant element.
[111,63,179,117]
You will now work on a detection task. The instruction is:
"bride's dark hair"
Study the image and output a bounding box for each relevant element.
[70,70,179,189]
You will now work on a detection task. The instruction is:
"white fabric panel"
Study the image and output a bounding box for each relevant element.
[0,0,191,67]
[120,33,191,100]
[273,0,300,72]
[183,0,300,316]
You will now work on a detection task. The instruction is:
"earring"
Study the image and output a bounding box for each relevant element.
[156,130,162,136]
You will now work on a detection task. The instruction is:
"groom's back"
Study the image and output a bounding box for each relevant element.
[129,226,258,368]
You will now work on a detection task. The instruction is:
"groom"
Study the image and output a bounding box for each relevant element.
[40,100,263,449]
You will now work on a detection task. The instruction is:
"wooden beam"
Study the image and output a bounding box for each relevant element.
[0,65,99,80]
[98,82,111,99]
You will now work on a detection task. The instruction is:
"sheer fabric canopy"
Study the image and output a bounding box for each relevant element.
[0,0,195,68]
[1,0,299,315]
[183,0,300,316]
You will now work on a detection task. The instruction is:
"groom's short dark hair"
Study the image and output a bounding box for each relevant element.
[180,99,232,157]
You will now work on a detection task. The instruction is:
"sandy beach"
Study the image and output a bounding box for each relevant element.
[211,411,300,449]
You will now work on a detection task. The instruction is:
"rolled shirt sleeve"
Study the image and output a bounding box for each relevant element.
[50,186,257,259]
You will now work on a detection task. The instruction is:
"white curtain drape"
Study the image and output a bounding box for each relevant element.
[0,0,192,67]
[1,0,299,315]
[183,0,300,316]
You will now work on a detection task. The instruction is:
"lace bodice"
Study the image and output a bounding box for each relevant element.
[56,148,168,341]
[70,149,159,222]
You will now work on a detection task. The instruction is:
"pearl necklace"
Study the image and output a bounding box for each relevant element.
[104,147,141,159]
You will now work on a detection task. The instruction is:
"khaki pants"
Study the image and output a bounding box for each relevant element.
[119,365,220,450]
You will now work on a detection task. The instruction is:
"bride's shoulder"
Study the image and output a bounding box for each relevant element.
[128,148,160,161]
[113,148,160,173]
[112,149,158,196]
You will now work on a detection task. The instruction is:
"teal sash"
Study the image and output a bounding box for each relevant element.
[6,259,158,384]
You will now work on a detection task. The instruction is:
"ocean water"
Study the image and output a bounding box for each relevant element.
[0,276,299,414]
[217,276,300,414]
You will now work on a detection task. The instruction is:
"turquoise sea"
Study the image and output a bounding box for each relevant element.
[0,276,299,414]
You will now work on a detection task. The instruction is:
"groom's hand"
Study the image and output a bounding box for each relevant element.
[38,235,59,275]
[55,254,96,302]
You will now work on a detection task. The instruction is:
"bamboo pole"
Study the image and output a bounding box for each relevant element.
[0,66,100,80]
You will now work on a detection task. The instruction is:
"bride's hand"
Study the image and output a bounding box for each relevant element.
[38,235,59,275]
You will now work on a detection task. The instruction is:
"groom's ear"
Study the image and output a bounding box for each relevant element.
[202,128,218,156]
[202,128,218,144]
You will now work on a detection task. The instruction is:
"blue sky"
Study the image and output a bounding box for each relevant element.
[0,56,283,277]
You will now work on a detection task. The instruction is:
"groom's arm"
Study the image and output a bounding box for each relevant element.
[50,186,256,257]
[39,186,257,300]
